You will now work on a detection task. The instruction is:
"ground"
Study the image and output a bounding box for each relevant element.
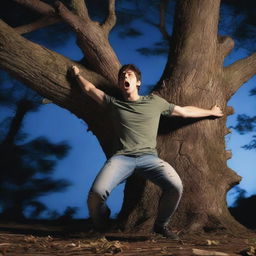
[0,220,256,256]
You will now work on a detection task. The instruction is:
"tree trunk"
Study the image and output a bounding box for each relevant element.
[117,0,247,233]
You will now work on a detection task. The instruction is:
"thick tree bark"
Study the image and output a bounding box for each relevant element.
[118,0,253,233]
[1,0,256,234]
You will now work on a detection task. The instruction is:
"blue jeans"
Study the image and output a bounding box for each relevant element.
[87,154,183,228]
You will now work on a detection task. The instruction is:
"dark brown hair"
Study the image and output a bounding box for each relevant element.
[118,64,142,82]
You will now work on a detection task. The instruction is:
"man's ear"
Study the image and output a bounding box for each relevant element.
[136,81,141,90]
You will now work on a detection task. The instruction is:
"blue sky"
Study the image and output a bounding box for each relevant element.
[1,15,255,218]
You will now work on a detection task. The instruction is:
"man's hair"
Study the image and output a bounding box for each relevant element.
[118,64,142,82]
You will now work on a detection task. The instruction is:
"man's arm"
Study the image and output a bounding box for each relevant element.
[171,105,223,118]
[71,66,105,105]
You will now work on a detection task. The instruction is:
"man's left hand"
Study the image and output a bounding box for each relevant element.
[211,105,224,117]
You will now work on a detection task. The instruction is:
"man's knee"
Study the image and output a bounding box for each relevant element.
[164,178,183,196]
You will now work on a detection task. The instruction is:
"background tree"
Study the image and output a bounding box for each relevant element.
[0,79,71,220]
[0,0,256,233]
[221,0,256,53]
[229,187,256,230]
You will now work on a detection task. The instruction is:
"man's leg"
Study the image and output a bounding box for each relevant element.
[87,155,135,229]
[136,155,183,238]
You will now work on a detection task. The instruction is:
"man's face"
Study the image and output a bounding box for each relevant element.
[118,69,141,95]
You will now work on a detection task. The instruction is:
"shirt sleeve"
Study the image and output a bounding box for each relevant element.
[161,103,175,116]
[153,94,175,116]
[103,94,115,106]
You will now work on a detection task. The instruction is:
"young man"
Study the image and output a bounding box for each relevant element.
[71,64,223,239]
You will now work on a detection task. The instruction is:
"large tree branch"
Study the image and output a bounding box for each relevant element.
[13,0,62,35]
[52,1,120,84]
[218,35,234,58]
[216,35,235,68]
[15,17,61,35]
[224,53,256,99]
[13,0,55,16]
[0,20,110,105]
[54,1,83,30]
[0,19,115,156]
[102,0,116,33]
[14,0,120,84]
[159,0,171,41]
[14,0,87,33]
[70,0,89,19]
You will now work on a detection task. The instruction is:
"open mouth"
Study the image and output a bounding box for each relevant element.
[124,81,130,88]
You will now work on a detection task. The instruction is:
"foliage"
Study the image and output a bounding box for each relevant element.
[233,88,256,149]
[0,80,71,220]
[221,0,256,53]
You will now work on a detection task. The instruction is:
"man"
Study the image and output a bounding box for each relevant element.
[71,64,223,239]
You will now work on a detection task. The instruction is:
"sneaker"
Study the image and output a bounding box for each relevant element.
[153,225,179,240]
[92,207,111,232]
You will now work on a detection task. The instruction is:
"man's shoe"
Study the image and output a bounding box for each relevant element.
[153,225,179,240]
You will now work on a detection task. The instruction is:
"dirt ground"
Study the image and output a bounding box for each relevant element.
[0,220,256,256]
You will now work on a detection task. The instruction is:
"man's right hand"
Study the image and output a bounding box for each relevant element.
[71,65,80,77]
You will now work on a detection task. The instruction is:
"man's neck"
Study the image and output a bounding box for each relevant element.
[123,92,140,101]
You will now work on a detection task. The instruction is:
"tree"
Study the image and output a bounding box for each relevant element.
[221,0,256,53]
[0,80,71,220]
[0,0,256,233]
[229,188,256,230]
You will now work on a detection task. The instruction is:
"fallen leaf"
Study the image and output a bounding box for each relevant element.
[206,240,220,246]
[240,246,256,256]
[192,248,229,256]
[0,244,11,247]
[24,235,38,243]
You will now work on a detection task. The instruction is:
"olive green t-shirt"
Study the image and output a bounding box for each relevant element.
[104,94,175,156]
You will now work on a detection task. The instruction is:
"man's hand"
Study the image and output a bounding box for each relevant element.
[210,105,224,117]
[71,65,80,77]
